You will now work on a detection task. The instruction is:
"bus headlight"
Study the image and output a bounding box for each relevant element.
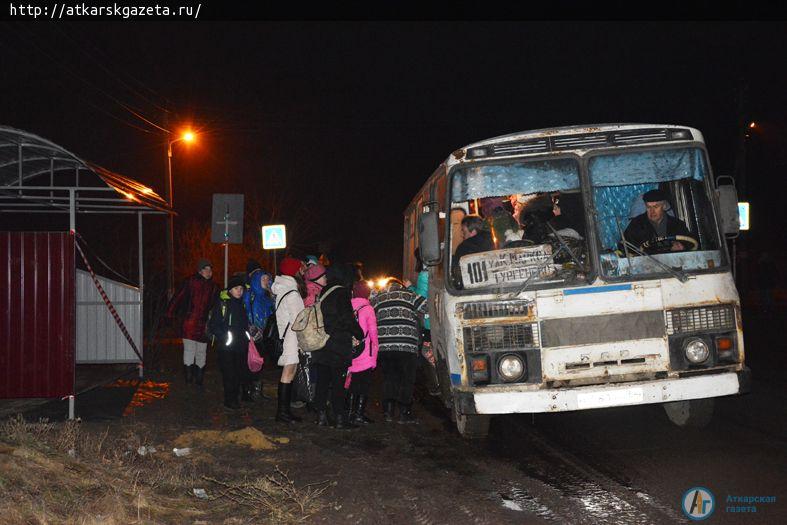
[498,354,526,382]
[684,338,709,364]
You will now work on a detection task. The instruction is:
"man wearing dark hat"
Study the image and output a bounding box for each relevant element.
[166,258,219,386]
[623,189,691,253]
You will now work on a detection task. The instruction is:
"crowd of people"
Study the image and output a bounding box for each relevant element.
[165,254,431,430]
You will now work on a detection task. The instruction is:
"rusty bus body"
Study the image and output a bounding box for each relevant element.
[405,124,749,437]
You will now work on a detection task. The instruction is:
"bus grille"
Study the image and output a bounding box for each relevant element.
[461,300,533,320]
[666,305,735,335]
[463,323,539,352]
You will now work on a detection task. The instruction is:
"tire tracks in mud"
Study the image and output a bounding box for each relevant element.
[497,416,688,524]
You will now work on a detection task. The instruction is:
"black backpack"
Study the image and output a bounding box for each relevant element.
[261,289,296,361]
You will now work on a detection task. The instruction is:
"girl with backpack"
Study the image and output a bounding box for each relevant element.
[271,257,307,423]
[311,263,365,429]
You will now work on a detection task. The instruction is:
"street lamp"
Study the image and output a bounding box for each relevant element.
[165,129,196,299]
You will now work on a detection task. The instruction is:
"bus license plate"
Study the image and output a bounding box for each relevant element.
[576,387,645,409]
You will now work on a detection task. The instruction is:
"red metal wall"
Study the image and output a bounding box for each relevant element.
[0,232,75,398]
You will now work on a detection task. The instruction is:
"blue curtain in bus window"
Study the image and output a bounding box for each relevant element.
[594,183,657,250]
[452,158,579,201]
[589,149,705,250]
[588,148,705,186]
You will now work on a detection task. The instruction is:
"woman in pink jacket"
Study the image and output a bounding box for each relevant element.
[347,286,379,425]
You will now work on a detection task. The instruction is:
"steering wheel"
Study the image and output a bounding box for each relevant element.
[640,235,699,254]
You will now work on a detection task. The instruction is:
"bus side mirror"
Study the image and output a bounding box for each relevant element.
[419,209,442,266]
[715,176,740,238]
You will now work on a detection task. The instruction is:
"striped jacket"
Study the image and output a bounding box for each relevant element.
[371,286,427,354]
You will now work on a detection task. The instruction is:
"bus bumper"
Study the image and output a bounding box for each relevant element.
[456,368,751,415]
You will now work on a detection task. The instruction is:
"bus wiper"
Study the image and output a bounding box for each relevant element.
[506,244,567,299]
[545,221,586,273]
[618,238,690,283]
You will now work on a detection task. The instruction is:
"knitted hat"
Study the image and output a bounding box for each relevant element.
[246,259,262,275]
[303,263,326,282]
[643,189,667,203]
[279,257,303,277]
[227,274,246,290]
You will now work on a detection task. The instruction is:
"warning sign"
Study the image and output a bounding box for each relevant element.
[460,244,555,289]
[261,224,287,250]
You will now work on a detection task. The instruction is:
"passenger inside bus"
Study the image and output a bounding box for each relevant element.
[451,214,494,289]
[622,189,692,254]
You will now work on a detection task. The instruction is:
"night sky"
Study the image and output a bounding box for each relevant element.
[2,21,786,280]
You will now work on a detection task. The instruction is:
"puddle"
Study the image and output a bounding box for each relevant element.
[105,379,169,416]
[174,426,289,451]
[499,487,557,520]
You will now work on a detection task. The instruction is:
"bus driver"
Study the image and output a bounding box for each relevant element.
[623,189,691,253]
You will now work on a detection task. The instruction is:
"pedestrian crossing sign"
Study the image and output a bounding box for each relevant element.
[261,224,287,249]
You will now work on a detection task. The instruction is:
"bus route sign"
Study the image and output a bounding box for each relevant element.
[460,244,555,289]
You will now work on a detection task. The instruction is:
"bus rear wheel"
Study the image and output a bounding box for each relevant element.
[663,398,715,428]
[454,405,491,439]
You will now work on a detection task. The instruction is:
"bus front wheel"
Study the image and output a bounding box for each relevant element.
[663,398,715,428]
[454,404,491,439]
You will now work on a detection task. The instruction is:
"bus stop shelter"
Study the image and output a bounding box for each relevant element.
[0,126,172,418]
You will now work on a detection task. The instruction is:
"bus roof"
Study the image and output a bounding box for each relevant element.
[461,123,703,151]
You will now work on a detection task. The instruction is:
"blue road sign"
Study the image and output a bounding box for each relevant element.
[261,224,287,249]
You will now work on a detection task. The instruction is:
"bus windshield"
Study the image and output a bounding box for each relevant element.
[589,147,725,279]
[448,157,590,291]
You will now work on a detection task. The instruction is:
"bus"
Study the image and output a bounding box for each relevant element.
[405,124,749,438]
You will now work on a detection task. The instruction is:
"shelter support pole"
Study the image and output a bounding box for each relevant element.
[138,212,144,379]
[69,189,75,231]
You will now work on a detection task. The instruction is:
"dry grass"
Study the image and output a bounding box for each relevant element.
[0,415,330,524]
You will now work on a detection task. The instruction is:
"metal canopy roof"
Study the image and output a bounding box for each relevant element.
[0,125,172,215]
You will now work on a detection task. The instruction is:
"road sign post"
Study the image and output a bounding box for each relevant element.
[212,194,244,287]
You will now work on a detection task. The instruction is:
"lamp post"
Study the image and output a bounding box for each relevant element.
[165,130,196,299]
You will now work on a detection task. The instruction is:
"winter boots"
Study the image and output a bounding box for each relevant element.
[315,409,330,426]
[241,384,253,402]
[397,403,417,424]
[383,399,396,422]
[348,394,374,425]
[184,364,194,384]
[275,382,302,423]
[194,366,205,387]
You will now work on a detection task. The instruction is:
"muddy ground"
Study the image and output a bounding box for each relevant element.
[2,309,786,524]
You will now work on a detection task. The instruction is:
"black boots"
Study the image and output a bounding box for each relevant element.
[194,366,205,387]
[241,384,253,402]
[383,399,396,422]
[275,382,302,423]
[315,410,330,426]
[349,394,373,425]
[397,402,417,424]
[184,364,194,384]
[334,412,358,430]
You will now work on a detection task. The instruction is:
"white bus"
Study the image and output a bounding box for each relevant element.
[405,124,749,438]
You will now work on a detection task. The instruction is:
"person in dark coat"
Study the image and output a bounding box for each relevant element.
[623,189,691,253]
[451,214,494,289]
[207,274,250,410]
[311,263,364,429]
[165,258,219,386]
